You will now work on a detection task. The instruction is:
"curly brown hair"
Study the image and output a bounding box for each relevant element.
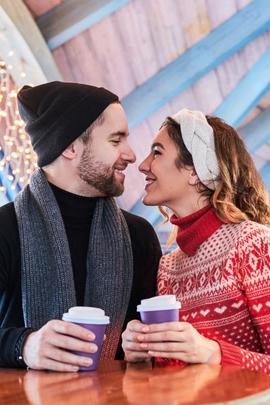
[160,115,270,225]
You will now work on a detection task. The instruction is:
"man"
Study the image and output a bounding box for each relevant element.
[0,81,161,372]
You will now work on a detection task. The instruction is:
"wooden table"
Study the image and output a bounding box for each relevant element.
[1,361,270,404]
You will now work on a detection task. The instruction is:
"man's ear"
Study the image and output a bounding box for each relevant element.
[61,141,77,160]
[188,168,199,186]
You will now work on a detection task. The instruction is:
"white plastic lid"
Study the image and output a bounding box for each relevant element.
[137,295,181,312]
[62,306,110,324]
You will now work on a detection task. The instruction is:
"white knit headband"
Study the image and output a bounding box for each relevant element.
[172,108,220,190]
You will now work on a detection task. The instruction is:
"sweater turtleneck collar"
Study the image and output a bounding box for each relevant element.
[170,205,223,256]
[49,182,98,227]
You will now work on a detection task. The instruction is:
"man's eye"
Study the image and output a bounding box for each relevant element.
[111,140,120,145]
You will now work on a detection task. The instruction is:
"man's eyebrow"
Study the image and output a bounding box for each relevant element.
[108,131,128,138]
[151,142,165,151]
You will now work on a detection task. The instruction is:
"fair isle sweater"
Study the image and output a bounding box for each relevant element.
[157,206,270,373]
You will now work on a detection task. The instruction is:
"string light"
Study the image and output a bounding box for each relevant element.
[0,57,37,197]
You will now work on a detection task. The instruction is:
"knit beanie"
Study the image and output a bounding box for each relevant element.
[17,81,119,167]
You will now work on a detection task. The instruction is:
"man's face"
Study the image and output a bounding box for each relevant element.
[78,103,136,197]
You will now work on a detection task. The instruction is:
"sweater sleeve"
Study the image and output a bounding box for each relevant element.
[217,225,270,373]
[0,205,34,368]
[0,327,33,368]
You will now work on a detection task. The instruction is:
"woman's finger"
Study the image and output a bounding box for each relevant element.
[142,341,185,352]
[139,331,186,343]
[147,322,186,333]
[123,340,148,352]
[148,351,183,359]
[125,350,150,362]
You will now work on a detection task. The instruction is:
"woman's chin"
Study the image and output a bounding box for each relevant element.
[142,194,162,206]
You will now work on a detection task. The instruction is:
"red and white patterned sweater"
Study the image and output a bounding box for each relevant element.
[158,207,270,373]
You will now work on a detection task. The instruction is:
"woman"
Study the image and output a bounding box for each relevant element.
[122,108,270,373]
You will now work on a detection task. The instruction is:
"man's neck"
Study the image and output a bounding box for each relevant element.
[42,168,104,197]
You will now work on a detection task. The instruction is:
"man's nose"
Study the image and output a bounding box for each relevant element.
[123,144,136,163]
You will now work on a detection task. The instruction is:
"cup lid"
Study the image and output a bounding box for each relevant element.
[62,306,110,324]
[137,295,181,312]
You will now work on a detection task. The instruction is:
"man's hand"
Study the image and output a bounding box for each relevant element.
[23,320,98,372]
[122,320,152,363]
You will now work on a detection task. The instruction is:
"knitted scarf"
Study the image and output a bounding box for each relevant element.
[14,168,133,360]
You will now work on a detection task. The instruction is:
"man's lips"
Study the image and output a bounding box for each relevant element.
[114,164,128,172]
[114,166,127,181]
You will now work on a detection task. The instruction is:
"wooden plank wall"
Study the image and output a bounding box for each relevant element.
[23,0,62,16]
[22,0,270,211]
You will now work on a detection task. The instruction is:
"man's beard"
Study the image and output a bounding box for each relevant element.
[78,147,124,197]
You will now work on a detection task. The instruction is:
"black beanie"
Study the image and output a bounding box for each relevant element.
[17,81,119,167]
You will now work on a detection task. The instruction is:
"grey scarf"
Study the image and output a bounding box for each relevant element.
[14,168,133,359]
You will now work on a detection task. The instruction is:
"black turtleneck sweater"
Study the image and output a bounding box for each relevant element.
[0,184,161,367]
[50,183,98,305]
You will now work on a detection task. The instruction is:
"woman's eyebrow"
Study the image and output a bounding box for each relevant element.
[151,142,165,151]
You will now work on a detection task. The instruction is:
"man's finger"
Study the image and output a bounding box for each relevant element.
[48,334,98,353]
[46,347,94,368]
[38,358,80,372]
[50,320,96,341]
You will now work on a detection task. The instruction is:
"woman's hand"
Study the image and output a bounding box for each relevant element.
[122,320,152,363]
[137,321,221,365]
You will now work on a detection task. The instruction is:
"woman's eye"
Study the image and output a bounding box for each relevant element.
[152,148,161,157]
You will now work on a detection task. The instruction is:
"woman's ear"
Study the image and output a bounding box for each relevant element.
[188,168,200,186]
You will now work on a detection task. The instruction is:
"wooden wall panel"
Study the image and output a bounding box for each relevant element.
[24,0,62,17]
[236,0,253,9]
[51,0,212,98]
[206,0,238,28]
[241,91,270,127]
[115,0,160,86]
[177,0,210,46]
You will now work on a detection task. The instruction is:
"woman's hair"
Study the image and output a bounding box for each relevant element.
[160,115,270,225]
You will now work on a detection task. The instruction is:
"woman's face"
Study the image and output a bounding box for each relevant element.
[139,126,195,210]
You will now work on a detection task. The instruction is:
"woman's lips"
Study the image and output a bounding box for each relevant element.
[145,178,156,190]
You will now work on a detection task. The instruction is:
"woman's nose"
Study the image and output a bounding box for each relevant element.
[139,154,152,173]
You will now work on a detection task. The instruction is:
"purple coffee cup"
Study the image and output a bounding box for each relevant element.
[137,295,181,324]
[62,307,110,371]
